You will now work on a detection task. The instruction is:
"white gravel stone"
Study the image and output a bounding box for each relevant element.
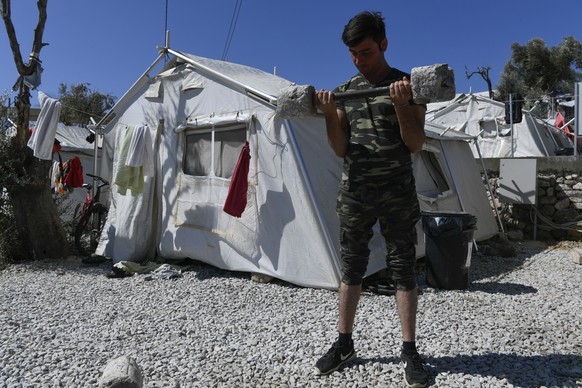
[0,241,581,387]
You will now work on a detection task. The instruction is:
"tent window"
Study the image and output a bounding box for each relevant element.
[183,125,246,178]
[479,118,498,138]
[414,150,450,198]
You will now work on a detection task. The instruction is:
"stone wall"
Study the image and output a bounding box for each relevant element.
[482,156,582,242]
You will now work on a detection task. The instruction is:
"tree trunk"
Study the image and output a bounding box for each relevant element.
[6,86,69,260]
[2,0,67,260]
[7,154,69,260]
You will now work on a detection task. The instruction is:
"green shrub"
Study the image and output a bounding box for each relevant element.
[0,192,26,268]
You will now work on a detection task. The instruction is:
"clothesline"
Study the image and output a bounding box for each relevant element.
[6,92,106,126]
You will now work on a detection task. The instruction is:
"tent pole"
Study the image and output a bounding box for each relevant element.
[166,48,278,107]
[92,50,168,186]
[95,51,168,129]
[473,138,506,239]
[527,111,551,156]
[149,119,165,259]
[282,119,342,277]
[439,138,481,249]
[575,82,581,156]
[509,94,515,158]
[90,117,100,198]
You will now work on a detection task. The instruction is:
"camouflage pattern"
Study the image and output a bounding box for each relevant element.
[335,68,422,291]
[335,68,413,183]
[337,175,420,290]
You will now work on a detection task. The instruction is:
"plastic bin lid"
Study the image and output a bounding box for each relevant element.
[421,211,477,236]
[421,210,474,217]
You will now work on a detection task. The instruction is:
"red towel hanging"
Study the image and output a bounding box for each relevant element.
[223,141,250,218]
[64,156,84,188]
[555,111,566,130]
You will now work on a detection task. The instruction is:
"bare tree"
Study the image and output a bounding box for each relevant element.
[465,66,494,98]
[1,0,69,260]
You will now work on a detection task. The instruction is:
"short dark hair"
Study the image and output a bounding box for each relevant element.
[341,11,386,48]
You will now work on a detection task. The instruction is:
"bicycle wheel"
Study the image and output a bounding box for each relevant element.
[74,205,107,257]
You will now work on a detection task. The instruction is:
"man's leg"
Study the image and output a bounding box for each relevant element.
[314,282,360,375]
[378,183,428,387]
[315,182,370,375]
[395,287,418,342]
[315,251,367,376]
[396,286,429,388]
[339,283,362,333]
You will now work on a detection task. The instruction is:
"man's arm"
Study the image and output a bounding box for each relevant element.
[314,91,349,158]
[390,77,426,153]
[395,104,426,154]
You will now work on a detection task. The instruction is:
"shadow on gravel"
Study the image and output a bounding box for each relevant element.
[426,353,582,387]
[191,264,250,282]
[188,260,306,290]
[416,277,538,296]
[467,282,538,295]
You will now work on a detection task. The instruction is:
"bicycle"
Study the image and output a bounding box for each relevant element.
[74,173,109,257]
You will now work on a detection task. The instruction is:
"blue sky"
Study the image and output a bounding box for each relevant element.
[1,0,581,108]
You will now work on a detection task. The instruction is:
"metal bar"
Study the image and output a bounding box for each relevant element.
[96,51,167,128]
[439,137,480,250]
[474,139,506,239]
[575,82,581,156]
[166,48,277,106]
[533,207,537,241]
[333,87,391,101]
[91,120,99,198]
[528,112,551,156]
[558,117,575,129]
[509,93,514,157]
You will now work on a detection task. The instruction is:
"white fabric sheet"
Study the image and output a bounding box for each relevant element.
[27,91,61,160]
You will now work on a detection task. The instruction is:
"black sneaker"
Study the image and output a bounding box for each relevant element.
[314,340,357,375]
[401,351,429,387]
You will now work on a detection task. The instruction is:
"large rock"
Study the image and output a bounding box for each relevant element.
[554,198,571,211]
[98,356,143,388]
[553,208,582,224]
[570,248,582,265]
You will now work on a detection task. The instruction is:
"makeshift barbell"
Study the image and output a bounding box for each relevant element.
[275,63,455,119]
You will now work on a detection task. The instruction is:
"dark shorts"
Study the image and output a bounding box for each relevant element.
[337,174,420,291]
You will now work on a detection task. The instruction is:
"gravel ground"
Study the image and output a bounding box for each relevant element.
[0,240,581,388]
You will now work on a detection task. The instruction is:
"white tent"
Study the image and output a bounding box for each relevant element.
[426,93,573,158]
[413,121,499,254]
[94,48,498,289]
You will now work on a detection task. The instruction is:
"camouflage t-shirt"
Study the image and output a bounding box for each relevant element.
[335,68,416,183]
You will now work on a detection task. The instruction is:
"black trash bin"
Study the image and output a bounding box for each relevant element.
[421,211,477,290]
